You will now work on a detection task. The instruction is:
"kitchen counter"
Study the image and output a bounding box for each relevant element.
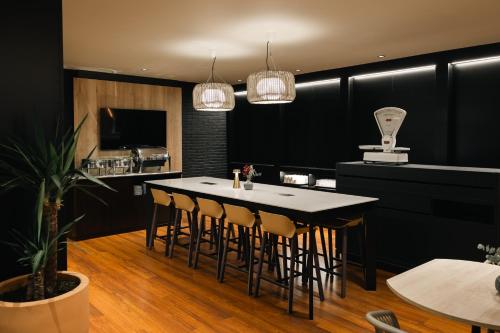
[336,162,500,272]
[66,170,182,240]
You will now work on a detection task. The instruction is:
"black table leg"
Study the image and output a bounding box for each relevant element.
[471,326,480,333]
[364,212,376,290]
[308,224,315,320]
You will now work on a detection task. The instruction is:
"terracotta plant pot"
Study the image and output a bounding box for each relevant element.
[0,271,89,333]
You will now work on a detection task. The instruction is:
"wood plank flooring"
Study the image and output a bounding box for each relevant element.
[68,228,470,332]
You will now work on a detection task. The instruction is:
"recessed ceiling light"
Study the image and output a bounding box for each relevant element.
[378,55,385,58]
[141,68,148,71]
[237,79,242,82]
[295,69,301,72]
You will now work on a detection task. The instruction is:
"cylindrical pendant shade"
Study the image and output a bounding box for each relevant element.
[193,82,235,111]
[247,70,295,104]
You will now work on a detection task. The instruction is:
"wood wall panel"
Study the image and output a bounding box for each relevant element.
[73,78,182,171]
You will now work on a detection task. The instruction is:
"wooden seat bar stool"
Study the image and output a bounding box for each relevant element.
[255,211,324,315]
[169,192,198,267]
[148,188,175,250]
[193,197,224,278]
[324,216,365,298]
[219,203,258,295]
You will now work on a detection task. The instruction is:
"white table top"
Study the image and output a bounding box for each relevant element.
[146,176,377,213]
[387,259,500,330]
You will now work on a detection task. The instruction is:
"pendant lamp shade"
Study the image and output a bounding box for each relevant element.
[193,57,235,111]
[247,70,295,104]
[247,42,295,104]
[193,82,235,111]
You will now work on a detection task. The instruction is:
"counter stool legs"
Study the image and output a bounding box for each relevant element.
[254,232,267,297]
[147,204,159,249]
[319,227,330,271]
[302,233,308,285]
[187,211,198,267]
[193,214,206,269]
[341,226,348,298]
[219,222,232,283]
[247,225,257,295]
[168,209,182,258]
[288,235,298,314]
[165,206,175,255]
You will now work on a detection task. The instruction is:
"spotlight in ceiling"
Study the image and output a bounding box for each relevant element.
[378,55,385,58]
[295,69,301,72]
[237,79,242,82]
[141,68,148,71]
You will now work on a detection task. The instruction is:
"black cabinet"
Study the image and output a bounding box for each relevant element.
[67,172,181,240]
[336,162,500,272]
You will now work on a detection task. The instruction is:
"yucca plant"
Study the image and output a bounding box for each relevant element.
[0,115,113,299]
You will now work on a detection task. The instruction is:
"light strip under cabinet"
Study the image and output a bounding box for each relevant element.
[233,77,341,96]
[351,65,436,80]
[451,55,500,67]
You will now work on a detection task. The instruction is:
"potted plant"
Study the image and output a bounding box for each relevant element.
[241,164,260,190]
[0,116,113,332]
[477,243,500,292]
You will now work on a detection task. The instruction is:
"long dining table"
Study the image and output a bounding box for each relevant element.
[145,176,379,319]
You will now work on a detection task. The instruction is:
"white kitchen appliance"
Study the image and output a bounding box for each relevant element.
[359,107,410,164]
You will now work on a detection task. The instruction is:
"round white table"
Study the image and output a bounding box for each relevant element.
[387,259,500,332]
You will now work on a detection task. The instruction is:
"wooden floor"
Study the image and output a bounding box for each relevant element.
[68,228,470,333]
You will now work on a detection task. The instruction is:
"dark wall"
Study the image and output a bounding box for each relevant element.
[64,71,227,178]
[228,43,500,174]
[452,61,500,167]
[0,1,64,280]
[351,69,438,164]
[182,87,227,178]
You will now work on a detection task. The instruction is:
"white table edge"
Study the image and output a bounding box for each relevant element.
[386,259,500,330]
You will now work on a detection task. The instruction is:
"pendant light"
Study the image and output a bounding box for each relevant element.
[193,56,235,111]
[247,41,295,104]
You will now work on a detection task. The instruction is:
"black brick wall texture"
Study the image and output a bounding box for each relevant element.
[181,87,228,178]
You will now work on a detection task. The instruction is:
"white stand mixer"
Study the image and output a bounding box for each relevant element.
[359,107,410,164]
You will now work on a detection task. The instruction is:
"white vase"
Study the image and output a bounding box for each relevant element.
[243,180,253,190]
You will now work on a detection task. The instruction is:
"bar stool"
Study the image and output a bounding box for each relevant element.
[169,192,198,267]
[255,211,324,314]
[193,197,224,277]
[326,216,365,298]
[148,188,175,250]
[219,203,258,295]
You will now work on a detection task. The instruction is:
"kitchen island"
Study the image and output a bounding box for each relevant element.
[336,162,500,271]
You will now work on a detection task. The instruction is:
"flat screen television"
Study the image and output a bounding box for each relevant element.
[100,108,166,150]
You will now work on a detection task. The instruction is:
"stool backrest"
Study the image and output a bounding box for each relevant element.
[366,310,406,333]
[197,197,224,219]
[223,204,255,227]
[151,188,172,207]
[172,192,195,212]
[258,211,296,238]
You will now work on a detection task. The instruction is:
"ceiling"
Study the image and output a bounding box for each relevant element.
[63,0,500,84]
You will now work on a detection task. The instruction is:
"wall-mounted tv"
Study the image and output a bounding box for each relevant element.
[100,108,166,150]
